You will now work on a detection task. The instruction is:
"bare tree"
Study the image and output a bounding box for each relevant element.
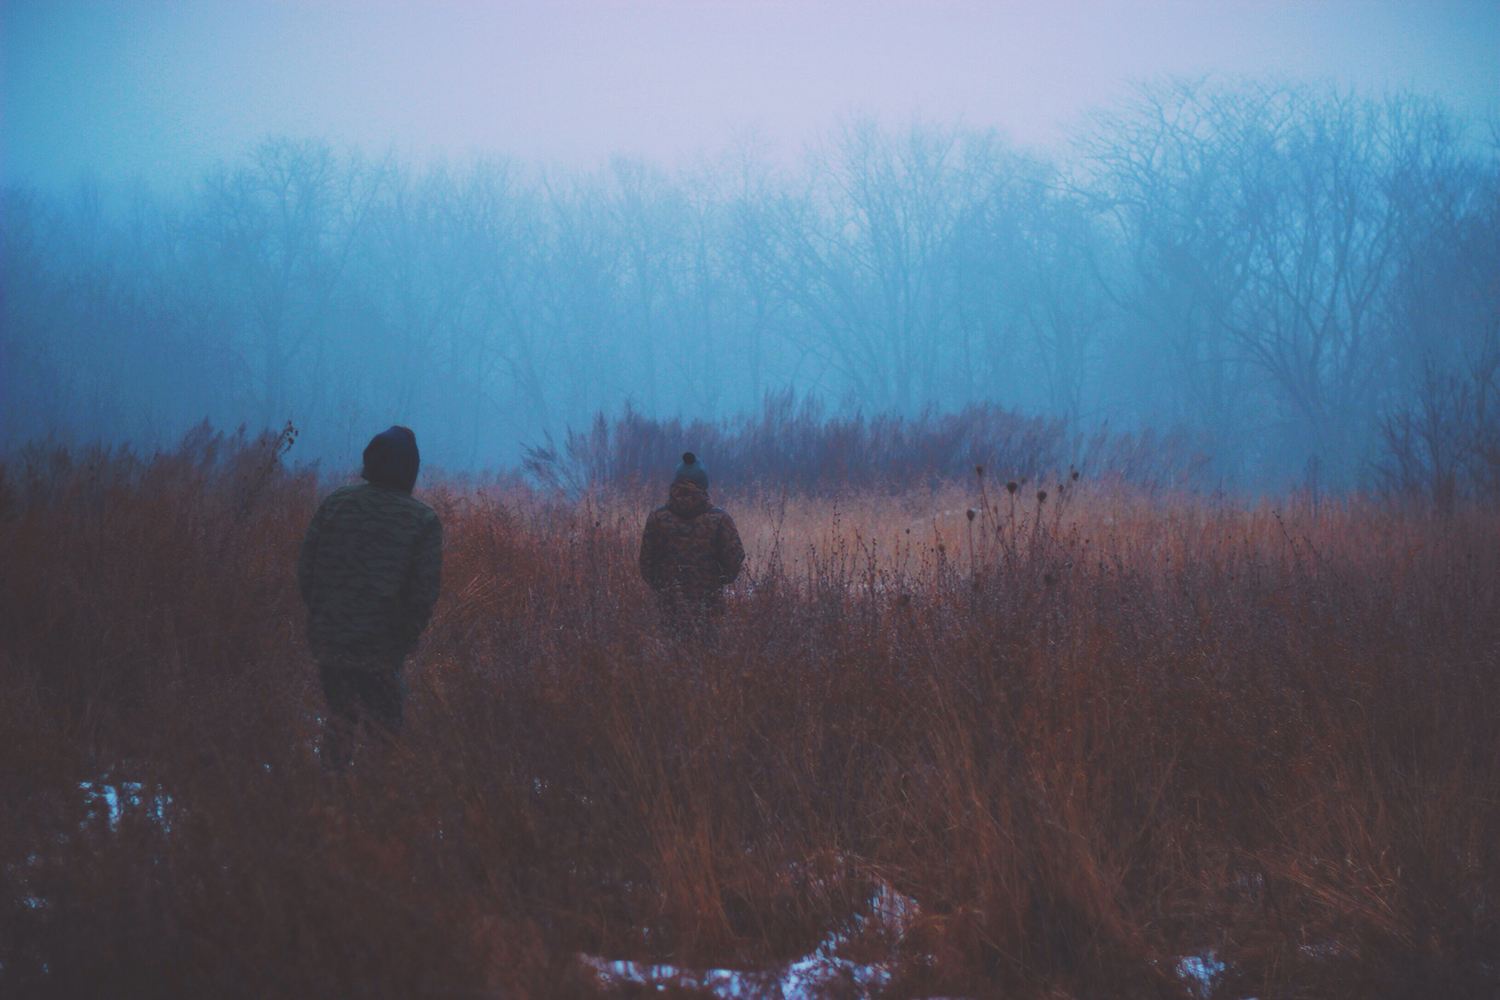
[197,139,380,430]
[770,120,996,412]
[1083,82,1474,485]
[1379,129,1500,505]
[6,89,1493,481]
[1081,81,1266,479]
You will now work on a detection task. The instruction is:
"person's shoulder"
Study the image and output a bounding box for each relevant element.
[645,505,674,528]
[345,483,437,523]
[316,483,365,512]
[708,505,736,521]
[389,489,439,523]
[414,496,441,528]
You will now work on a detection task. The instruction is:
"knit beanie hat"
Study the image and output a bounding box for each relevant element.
[673,451,709,490]
[362,426,420,493]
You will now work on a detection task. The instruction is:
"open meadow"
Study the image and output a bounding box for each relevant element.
[2,429,1497,998]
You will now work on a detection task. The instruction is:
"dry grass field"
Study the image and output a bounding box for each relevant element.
[2,428,1497,997]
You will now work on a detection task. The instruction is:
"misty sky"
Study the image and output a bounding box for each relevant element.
[3,0,1497,190]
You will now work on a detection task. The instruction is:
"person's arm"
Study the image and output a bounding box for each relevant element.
[715,513,745,586]
[399,516,443,652]
[639,513,666,591]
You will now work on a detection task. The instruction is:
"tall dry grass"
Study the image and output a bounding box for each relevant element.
[1,429,1497,997]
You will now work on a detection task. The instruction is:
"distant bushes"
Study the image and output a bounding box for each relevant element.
[1376,363,1500,512]
[523,391,1211,495]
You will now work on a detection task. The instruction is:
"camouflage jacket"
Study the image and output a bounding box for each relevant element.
[298,483,443,663]
[639,481,745,602]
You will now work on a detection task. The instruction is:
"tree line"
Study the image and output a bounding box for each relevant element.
[3,79,1496,495]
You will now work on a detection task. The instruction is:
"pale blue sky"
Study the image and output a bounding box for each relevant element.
[3,0,1497,188]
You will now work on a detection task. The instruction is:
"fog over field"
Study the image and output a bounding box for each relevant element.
[6,6,1500,996]
[3,1,1498,490]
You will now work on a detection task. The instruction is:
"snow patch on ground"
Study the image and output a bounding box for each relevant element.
[579,880,916,998]
[1177,951,1227,997]
[79,779,173,832]
[583,871,1238,999]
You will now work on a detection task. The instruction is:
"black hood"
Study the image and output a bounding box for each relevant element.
[362,426,420,493]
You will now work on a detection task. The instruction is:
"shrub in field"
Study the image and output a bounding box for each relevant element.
[522,391,1210,497]
[2,429,1497,997]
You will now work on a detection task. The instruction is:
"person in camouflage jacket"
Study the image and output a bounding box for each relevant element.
[298,426,442,764]
[639,452,745,624]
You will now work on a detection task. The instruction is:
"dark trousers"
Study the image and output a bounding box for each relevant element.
[318,657,405,768]
[657,591,726,643]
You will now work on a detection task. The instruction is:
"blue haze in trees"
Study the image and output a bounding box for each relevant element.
[2,2,1497,492]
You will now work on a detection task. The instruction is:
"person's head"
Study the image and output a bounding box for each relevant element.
[362,426,420,493]
[673,451,709,491]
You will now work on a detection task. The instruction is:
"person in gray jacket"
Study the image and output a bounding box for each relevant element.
[298,426,442,766]
[639,452,745,633]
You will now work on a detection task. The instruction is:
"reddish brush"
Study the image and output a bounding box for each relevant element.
[1,430,1497,996]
